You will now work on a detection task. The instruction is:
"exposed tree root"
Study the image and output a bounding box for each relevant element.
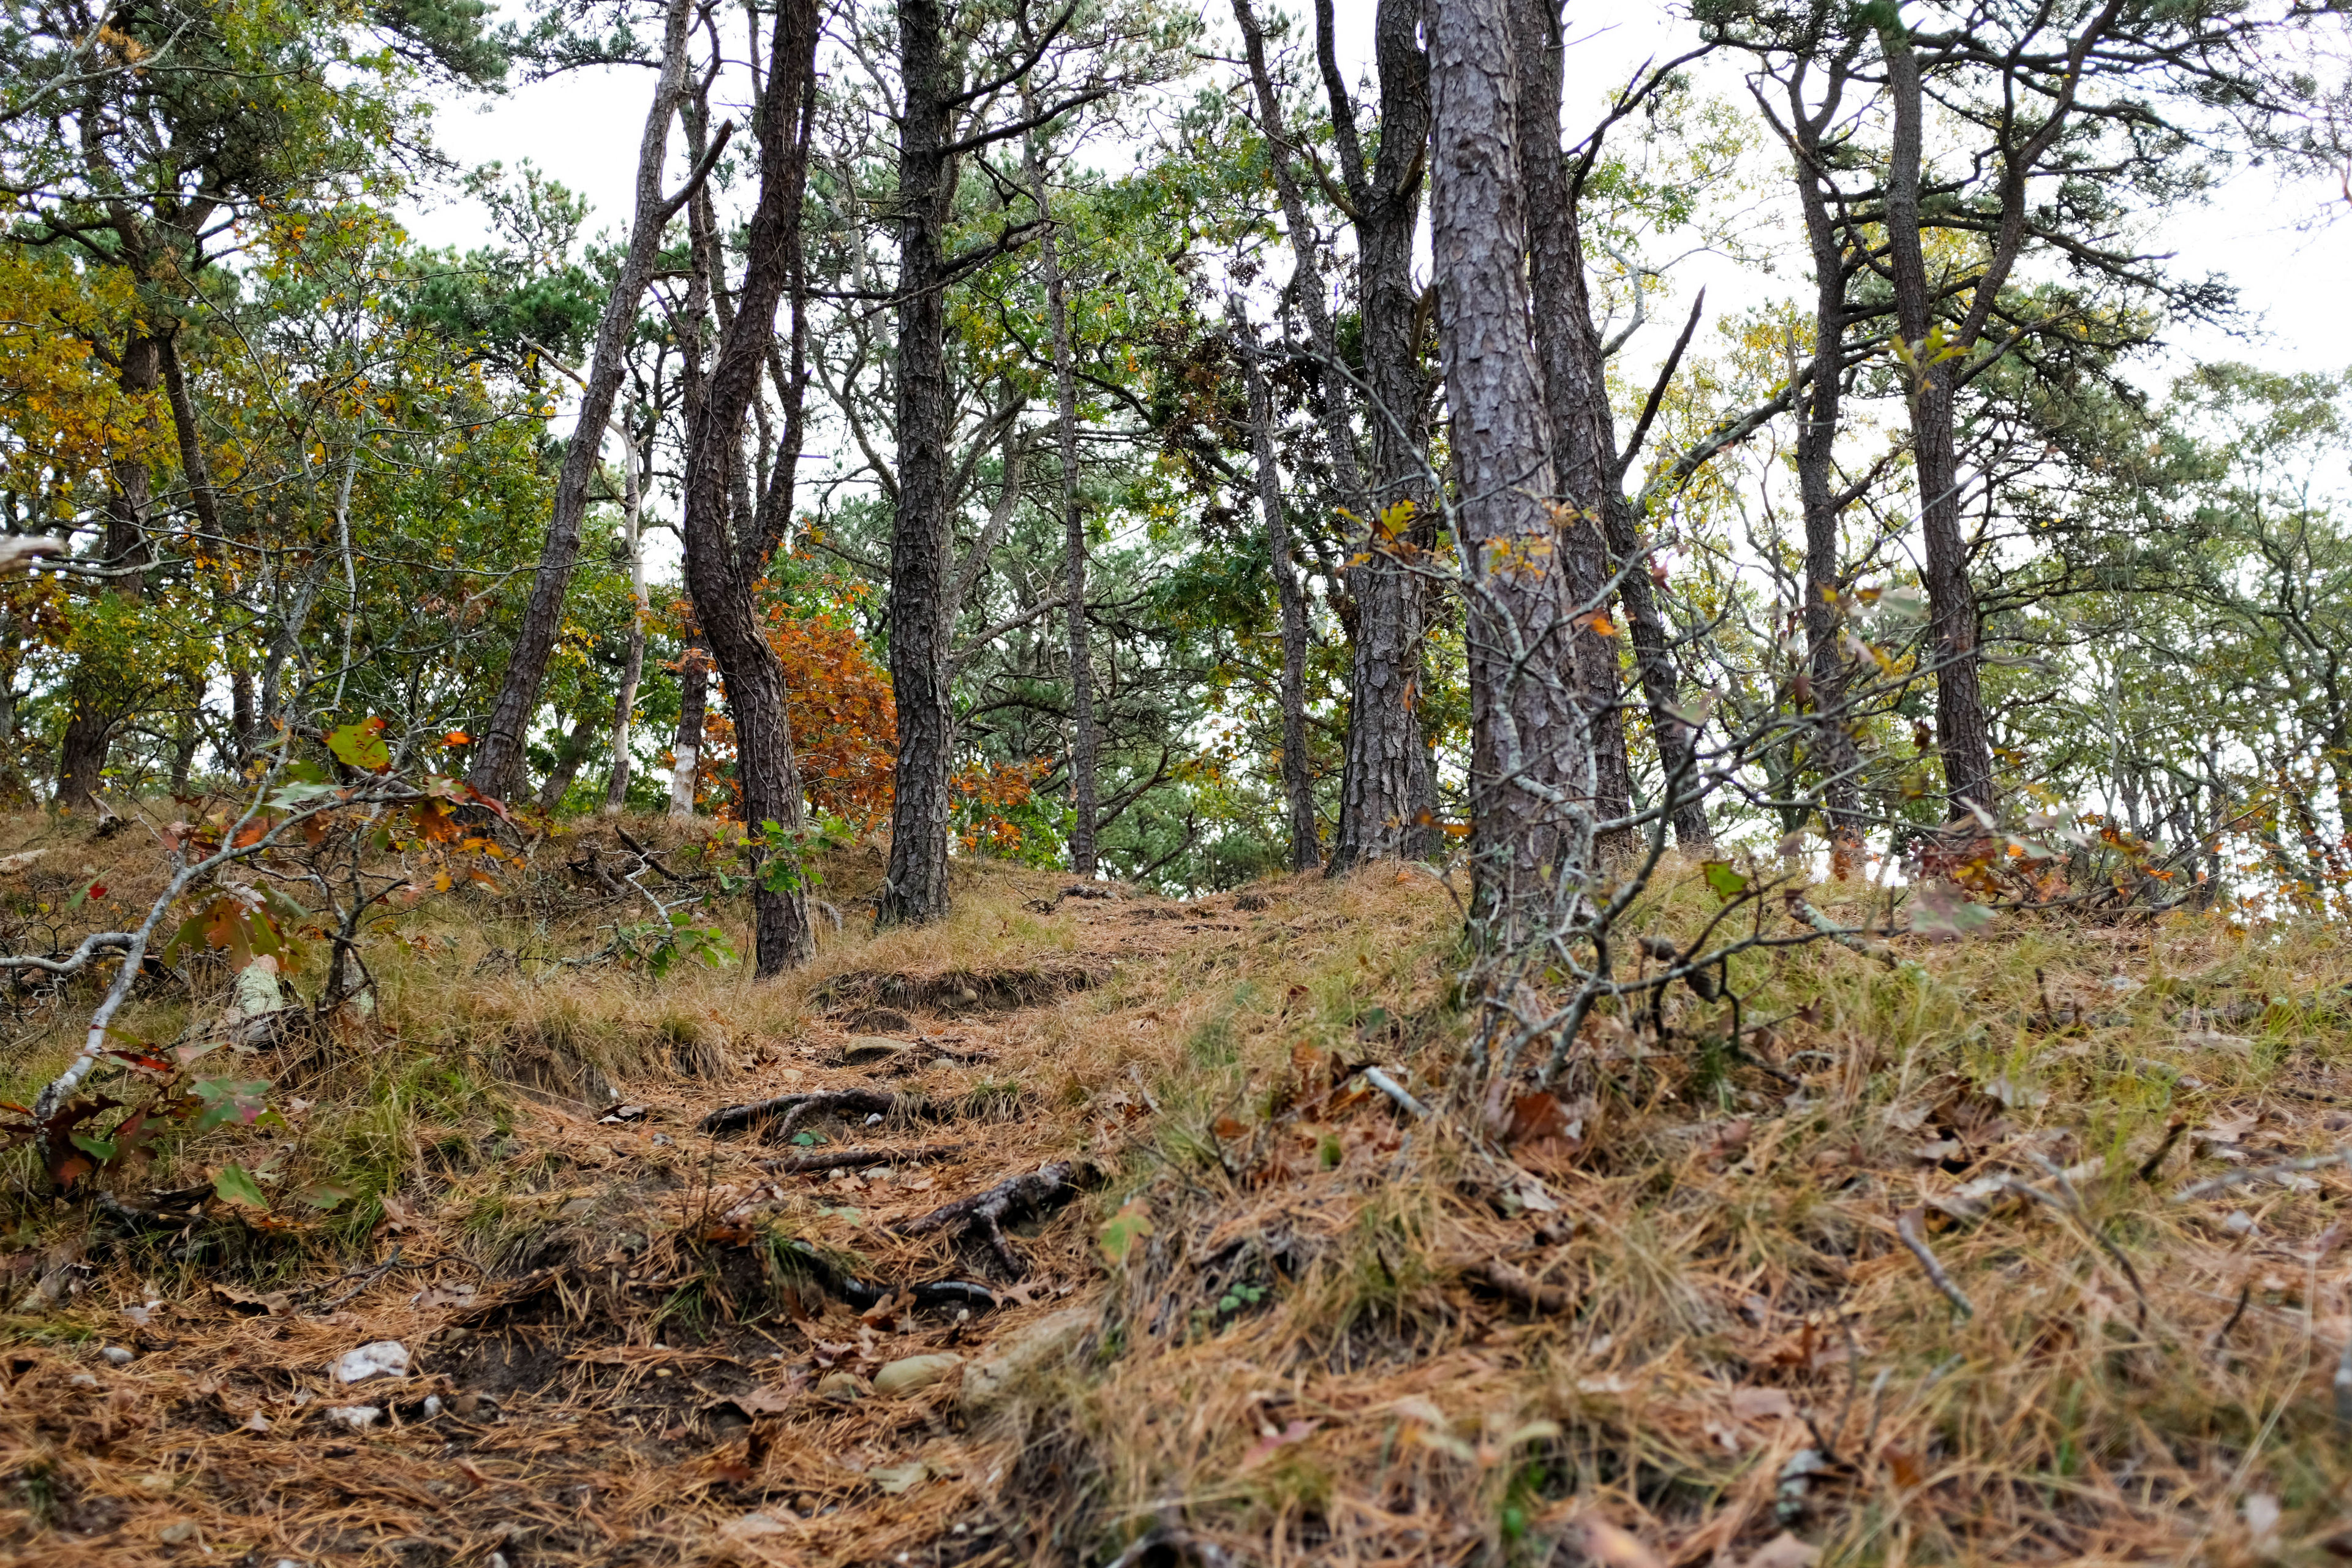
[700,1088,922,1138]
[759,1141,968,1175]
[892,1159,1094,1278]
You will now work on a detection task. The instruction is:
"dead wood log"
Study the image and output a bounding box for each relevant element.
[1452,1255,1577,1314]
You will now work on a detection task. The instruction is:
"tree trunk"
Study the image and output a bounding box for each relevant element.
[605,406,648,813]
[1512,0,1634,856]
[677,0,821,978]
[669,636,709,816]
[1428,0,1592,946]
[1776,55,1866,856]
[467,0,695,805]
[1878,18,1996,820]
[1321,0,1438,872]
[1025,128,1098,878]
[537,710,601,812]
[879,0,960,927]
[1237,312,1321,872]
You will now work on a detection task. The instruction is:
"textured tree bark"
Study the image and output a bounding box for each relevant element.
[1318,0,1438,871]
[1428,0,1592,945]
[1777,55,1867,853]
[1879,18,1995,819]
[1024,128,1097,877]
[605,407,647,813]
[467,0,695,805]
[677,0,821,977]
[1512,0,1633,855]
[879,0,960,927]
[1237,314,1322,871]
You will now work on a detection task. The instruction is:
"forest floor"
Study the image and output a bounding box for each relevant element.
[2,811,2352,1567]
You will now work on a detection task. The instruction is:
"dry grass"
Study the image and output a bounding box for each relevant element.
[1,811,2350,1566]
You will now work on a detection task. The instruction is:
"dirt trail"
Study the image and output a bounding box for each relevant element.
[0,881,1241,1568]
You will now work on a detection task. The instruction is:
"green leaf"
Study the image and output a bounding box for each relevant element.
[192,1077,272,1133]
[1098,1197,1155,1267]
[790,1130,824,1147]
[326,716,390,772]
[291,1181,356,1211]
[69,1132,116,1164]
[1702,861,1751,902]
[213,1163,269,1210]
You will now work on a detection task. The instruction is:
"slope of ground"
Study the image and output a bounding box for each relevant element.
[2,812,2351,1567]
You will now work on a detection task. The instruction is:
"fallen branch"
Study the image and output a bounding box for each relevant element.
[892,1159,1092,1277]
[1895,1207,1974,1318]
[760,1141,968,1175]
[1787,895,1899,967]
[1364,1066,1430,1118]
[2169,1145,2352,1204]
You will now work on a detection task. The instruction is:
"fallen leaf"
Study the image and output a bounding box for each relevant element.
[1730,1387,1796,1423]
[213,1283,292,1316]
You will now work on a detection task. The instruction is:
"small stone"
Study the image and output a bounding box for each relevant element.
[421,1395,443,1418]
[558,1197,597,1219]
[68,1372,98,1388]
[816,1371,867,1403]
[159,1521,197,1544]
[872,1353,962,1396]
[102,1344,132,1366]
[332,1341,410,1383]
[324,1404,382,1430]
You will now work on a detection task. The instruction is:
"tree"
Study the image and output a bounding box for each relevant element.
[677,0,823,978]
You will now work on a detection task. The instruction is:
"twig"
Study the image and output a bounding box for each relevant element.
[1896,1207,1974,1317]
[2211,1283,2252,1351]
[1363,1067,1430,1119]
[2136,1117,2188,1183]
[2170,1146,2352,1204]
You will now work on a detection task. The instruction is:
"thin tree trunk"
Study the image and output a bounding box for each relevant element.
[1878,16,1995,820]
[1023,127,1098,877]
[880,0,960,927]
[1319,0,1438,871]
[669,636,709,815]
[1428,0,1592,945]
[677,0,821,978]
[605,405,648,813]
[1512,0,1634,855]
[467,0,696,804]
[1772,46,1866,856]
[536,710,601,812]
[1237,311,1321,872]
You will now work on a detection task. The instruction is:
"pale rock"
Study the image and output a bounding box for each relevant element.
[872,1353,962,1396]
[332,1341,410,1383]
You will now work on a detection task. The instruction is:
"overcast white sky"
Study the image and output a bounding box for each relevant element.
[398,2,2352,421]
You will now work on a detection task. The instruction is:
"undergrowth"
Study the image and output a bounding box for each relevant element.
[0,807,2348,1566]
